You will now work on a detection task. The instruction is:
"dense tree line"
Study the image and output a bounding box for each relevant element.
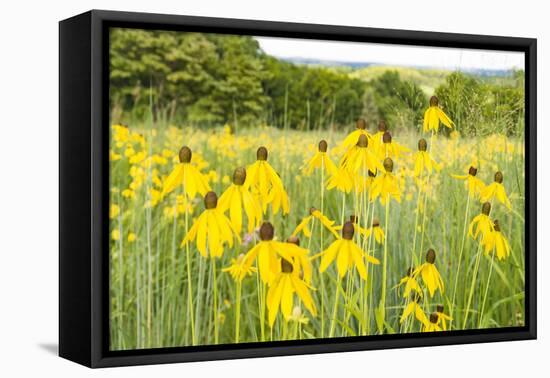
[110,28,525,136]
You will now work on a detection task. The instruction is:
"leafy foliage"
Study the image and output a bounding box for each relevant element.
[110,28,525,136]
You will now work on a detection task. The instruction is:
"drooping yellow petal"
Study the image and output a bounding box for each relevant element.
[291,275,317,316]
[319,240,341,273]
[349,242,367,280]
[336,241,349,277]
[436,108,454,128]
[162,164,185,196]
[280,275,294,320]
[267,277,284,327]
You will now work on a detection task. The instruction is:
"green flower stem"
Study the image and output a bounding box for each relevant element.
[449,193,470,330]
[235,280,242,343]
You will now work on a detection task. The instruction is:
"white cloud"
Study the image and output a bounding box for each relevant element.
[255,36,524,71]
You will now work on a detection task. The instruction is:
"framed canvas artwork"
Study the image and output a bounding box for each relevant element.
[59,10,536,367]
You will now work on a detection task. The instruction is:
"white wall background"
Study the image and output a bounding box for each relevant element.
[0,0,546,376]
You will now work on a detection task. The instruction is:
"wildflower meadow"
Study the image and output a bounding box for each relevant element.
[108,29,525,350]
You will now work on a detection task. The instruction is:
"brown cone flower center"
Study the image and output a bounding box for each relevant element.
[286,236,300,246]
[429,312,439,324]
[418,138,428,151]
[233,167,246,185]
[378,120,387,132]
[259,222,274,241]
[281,258,294,273]
[493,220,501,232]
[481,202,491,216]
[468,166,478,176]
[383,131,392,144]
[204,191,218,209]
[436,304,444,313]
[494,171,504,183]
[356,118,367,130]
[383,157,394,173]
[430,96,439,107]
[342,221,355,240]
[309,207,317,215]
[426,248,436,264]
[372,218,380,227]
[179,146,192,163]
[257,146,268,161]
[357,134,369,148]
[318,140,328,152]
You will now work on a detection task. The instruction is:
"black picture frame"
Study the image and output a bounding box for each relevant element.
[59,9,537,368]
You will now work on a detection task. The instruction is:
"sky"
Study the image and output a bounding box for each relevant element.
[255,36,524,71]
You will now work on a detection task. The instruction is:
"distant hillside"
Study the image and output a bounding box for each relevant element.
[282,57,520,95]
[349,66,451,95]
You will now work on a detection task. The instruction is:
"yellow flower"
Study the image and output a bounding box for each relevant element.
[377,132,410,160]
[319,221,380,280]
[302,140,338,176]
[370,158,401,205]
[266,258,317,327]
[222,253,257,282]
[292,207,340,239]
[343,134,384,174]
[400,293,428,325]
[145,188,161,208]
[341,118,372,148]
[423,312,443,332]
[363,218,385,245]
[181,192,240,258]
[451,165,485,198]
[124,146,136,158]
[218,167,262,234]
[469,202,494,241]
[111,229,120,241]
[162,146,211,199]
[435,304,452,331]
[207,170,219,184]
[110,150,122,161]
[127,232,136,243]
[483,220,511,260]
[241,223,310,284]
[129,151,146,164]
[326,166,354,193]
[413,249,444,297]
[121,189,135,199]
[289,306,310,325]
[480,171,512,209]
[413,138,440,177]
[112,124,130,146]
[245,147,290,215]
[423,96,454,132]
[109,204,120,219]
[396,267,422,298]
